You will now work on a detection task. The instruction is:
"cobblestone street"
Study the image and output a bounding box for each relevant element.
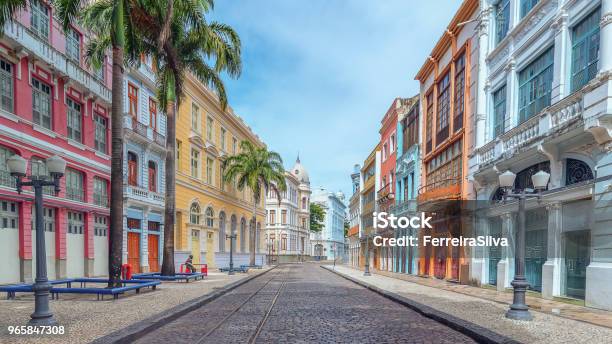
[134,264,476,343]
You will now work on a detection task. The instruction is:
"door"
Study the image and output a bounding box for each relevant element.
[127,232,141,273]
[488,218,502,285]
[525,229,547,292]
[451,245,460,280]
[191,229,201,265]
[148,234,159,272]
[565,230,590,299]
[434,245,446,279]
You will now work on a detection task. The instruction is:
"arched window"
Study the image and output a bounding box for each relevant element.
[205,207,214,227]
[566,159,593,186]
[219,212,226,252]
[190,202,201,224]
[128,152,138,186]
[515,162,550,190]
[240,218,246,253]
[148,161,157,192]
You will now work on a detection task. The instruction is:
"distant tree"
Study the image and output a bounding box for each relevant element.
[344,219,350,237]
[310,203,325,232]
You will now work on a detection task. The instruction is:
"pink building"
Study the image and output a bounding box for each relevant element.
[0,0,112,283]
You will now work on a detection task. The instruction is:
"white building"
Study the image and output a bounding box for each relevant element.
[311,187,347,260]
[469,0,612,310]
[265,157,311,263]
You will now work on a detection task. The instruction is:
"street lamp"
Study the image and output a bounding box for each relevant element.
[226,233,236,275]
[498,169,550,321]
[8,154,66,326]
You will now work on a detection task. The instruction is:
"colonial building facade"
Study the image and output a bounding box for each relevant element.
[174,74,266,269]
[310,187,346,260]
[121,58,166,273]
[264,157,311,263]
[469,0,612,310]
[0,1,112,283]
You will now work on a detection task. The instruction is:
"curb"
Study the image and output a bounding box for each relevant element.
[321,266,521,344]
[93,266,277,344]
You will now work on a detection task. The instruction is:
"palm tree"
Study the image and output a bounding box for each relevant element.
[223,141,286,266]
[0,0,134,287]
[82,0,241,275]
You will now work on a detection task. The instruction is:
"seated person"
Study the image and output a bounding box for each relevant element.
[185,255,196,273]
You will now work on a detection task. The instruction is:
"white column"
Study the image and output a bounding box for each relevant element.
[599,0,612,73]
[475,3,491,148]
[141,211,149,272]
[505,59,518,129]
[497,212,515,291]
[542,202,562,299]
[551,11,569,102]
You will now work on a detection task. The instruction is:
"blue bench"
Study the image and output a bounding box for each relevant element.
[241,264,263,269]
[0,278,160,301]
[132,272,204,282]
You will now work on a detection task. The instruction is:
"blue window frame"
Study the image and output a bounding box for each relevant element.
[520,0,539,19]
[493,85,507,136]
[571,7,600,92]
[518,47,554,123]
[496,0,510,44]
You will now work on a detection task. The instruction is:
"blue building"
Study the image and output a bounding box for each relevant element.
[311,187,347,260]
[393,95,420,274]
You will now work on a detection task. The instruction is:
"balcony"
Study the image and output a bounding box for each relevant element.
[0,170,16,189]
[475,92,584,167]
[391,200,417,215]
[123,115,167,151]
[377,183,394,203]
[125,184,165,207]
[417,178,461,204]
[3,21,111,103]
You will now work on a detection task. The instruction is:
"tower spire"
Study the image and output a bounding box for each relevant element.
[297,152,300,163]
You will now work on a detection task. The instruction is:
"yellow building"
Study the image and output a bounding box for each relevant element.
[174,74,266,269]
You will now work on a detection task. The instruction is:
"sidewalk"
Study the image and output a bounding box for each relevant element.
[0,268,271,344]
[327,265,612,344]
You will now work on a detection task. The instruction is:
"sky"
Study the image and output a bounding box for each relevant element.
[211,0,462,199]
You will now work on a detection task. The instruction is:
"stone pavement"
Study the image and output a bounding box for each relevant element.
[329,265,612,344]
[133,263,478,343]
[0,268,271,344]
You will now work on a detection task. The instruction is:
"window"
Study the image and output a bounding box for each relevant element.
[205,207,214,227]
[493,85,507,137]
[94,114,107,154]
[206,116,213,141]
[66,28,80,62]
[127,218,141,229]
[31,157,53,195]
[495,0,510,44]
[426,92,433,153]
[148,161,157,192]
[0,146,16,188]
[32,78,51,129]
[67,211,84,234]
[454,54,465,131]
[0,201,18,230]
[191,149,200,178]
[0,58,13,112]
[518,47,554,123]
[302,197,307,210]
[176,140,182,169]
[148,221,160,231]
[149,98,157,130]
[571,7,600,92]
[66,98,82,142]
[425,139,463,189]
[565,159,594,185]
[30,0,49,40]
[65,168,84,202]
[281,210,287,225]
[281,234,287,250]
[436,72,450,144]
[390,134,396,153]
[191,103,200,131]
[520,0,539,19]
[220,127,226,150]
[93,177,108,207]
[232,137,237,154]
[94,57,105,81]
[190,203,201,224]
[382,143,388,160]
[31,207,54,232]
[403,104,419,150]
[269,210,276,224]
[128,152,138,186]
[206,157,213,184]
[128,83,138,118]
[94,216,108,236]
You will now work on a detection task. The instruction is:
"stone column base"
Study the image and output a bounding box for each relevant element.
[542,259,561,300]
[586,262,612,311]
[470,258,485,286]
[496,259,514,291]
[84,258,94,277]
[55,259,67,279]
[20,258,33,283]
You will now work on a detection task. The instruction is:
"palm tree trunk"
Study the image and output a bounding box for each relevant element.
[161,99,176,276]
[251,199,256,266]
[108,45,124,287]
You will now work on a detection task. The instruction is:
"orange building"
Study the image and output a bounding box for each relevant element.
[414,0,478,283]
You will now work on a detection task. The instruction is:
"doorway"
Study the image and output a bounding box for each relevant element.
[565,230,590,299]
[191,229,201,265]
[127,232,141,273]
[148,234,159,272]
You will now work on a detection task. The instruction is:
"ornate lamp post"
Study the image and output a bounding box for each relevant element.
[226,233,236,275]
[7,155,66,325]
[498,169,550,321]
